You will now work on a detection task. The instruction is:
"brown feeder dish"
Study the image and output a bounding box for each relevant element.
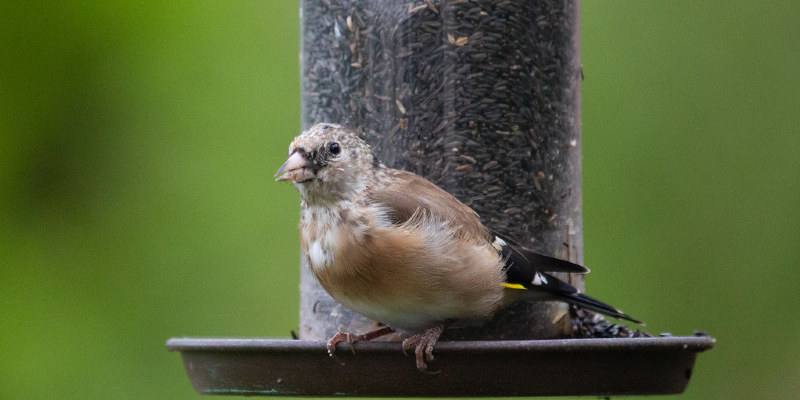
[169,0,714,396]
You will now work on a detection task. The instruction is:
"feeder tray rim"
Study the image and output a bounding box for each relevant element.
[167,335,714,353]
[167,335,715,397]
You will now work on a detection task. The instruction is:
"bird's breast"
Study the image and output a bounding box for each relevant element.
[300,205,346,270]
[299,202,376,271]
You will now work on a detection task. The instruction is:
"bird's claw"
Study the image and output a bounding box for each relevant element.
[327,332,359,365]
[401,325,444,373]
[325,326,396,366]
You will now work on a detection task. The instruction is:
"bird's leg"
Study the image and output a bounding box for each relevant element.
[401,322,451,373]
[326,326,395,364]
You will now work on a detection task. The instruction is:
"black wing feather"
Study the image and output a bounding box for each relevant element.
[537,272,642,324]
[492,231,642,325]
[492,230,589,276]
[514,271,642,324]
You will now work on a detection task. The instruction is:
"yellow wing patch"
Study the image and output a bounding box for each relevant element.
[502,283,527,290]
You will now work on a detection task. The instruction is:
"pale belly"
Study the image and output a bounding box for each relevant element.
[331,291,461,331]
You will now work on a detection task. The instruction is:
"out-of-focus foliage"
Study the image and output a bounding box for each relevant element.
[1,1,797,399]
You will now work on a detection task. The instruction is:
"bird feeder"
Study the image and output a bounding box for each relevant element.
[168,0,714,396]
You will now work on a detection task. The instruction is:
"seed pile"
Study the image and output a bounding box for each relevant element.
[301,0,581,254]
[569,307,651,339]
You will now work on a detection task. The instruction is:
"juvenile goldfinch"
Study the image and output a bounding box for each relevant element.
[276,123,642,371]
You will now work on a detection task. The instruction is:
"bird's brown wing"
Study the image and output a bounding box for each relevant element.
[366,168,587,271]
[363,169,641,325]
[366,169,491,243]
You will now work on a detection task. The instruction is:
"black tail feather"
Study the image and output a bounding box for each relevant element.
[556,292,643,325]
[505,270,644,325]
[492,230,642,325]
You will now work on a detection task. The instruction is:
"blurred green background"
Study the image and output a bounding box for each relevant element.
[1,1,797,399]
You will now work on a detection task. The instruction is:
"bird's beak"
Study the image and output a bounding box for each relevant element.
[275,151,315,182]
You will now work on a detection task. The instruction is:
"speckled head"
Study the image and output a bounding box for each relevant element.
[275,123,377,204]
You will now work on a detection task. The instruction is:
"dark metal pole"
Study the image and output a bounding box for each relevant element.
[299,0,582,340]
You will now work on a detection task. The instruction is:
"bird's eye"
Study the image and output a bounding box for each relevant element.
[328,142,340,156]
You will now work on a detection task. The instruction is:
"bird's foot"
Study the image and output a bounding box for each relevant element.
[402,325,445,373]
[326,326,395,365]
[326,332,359,364]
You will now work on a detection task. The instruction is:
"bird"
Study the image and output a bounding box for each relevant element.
[275,123,642,372]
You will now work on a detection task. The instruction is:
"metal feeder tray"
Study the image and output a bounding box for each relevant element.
[167,335,714,397]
